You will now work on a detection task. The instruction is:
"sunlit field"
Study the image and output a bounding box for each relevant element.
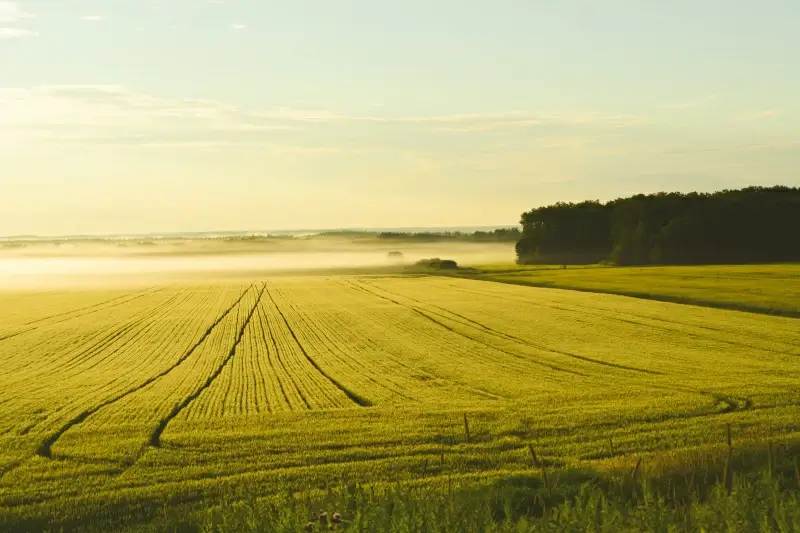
[461,263,800,317]
[1,273,799,531]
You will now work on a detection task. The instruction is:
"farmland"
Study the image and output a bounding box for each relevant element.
[0,275,799,531]
[455,263,800,317]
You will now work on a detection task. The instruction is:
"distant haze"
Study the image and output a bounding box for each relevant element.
[0,238,514,289]
[0,226,518,241]
[1,2,798,236]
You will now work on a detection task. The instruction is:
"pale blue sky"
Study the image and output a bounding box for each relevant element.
[1,0,798,235]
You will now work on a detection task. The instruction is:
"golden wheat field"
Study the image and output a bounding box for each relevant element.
[1,275,799,529]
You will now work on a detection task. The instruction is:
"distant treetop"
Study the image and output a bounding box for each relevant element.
[516,186,800,266]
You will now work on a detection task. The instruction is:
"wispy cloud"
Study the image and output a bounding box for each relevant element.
[80,15,106,22]
[421,112,647,132]
[0,1,34,38]
[0,85,289,146]
[660,93,721,110]
[734,109,785,121]
[0,85,650,148]
[0,1,31,23]
[594,140,800,157]
[0,26,34,38]
[230,23,245,30]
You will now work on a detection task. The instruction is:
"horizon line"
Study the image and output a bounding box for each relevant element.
[0,224,521,240]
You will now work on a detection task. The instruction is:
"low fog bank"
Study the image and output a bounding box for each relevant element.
[0,242,514,290]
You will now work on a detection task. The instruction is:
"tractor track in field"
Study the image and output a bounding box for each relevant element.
[444,284,799,357]
[253,308,288,412]
[515,396,757,450]
[258,304,310,410]
[147,284,266,447]
[2,292,184,405]
[40,290,188,378]
[343,280,586,378]
[0,459,25,482]
[32,284,256,460]
[59,290,198,378]
[327,278,502,401]
[4,395,778,508]
[4,289,182,379]
[348,279,654,379]
[358,279,663,377]
[269,283,415,403]
[21,287,161,326]
[264,284,372,408]
[16,290,201,430]
[0,288,165,343]
[353,281,758,409]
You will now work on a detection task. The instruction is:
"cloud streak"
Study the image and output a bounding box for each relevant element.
[0,26,34,38]
[0,1,34,38]
[0,1,31,23]
[660,93,720,110]
[0,85,650,148]
[734,109,785,121]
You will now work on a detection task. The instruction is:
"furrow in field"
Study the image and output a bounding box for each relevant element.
[357,279,662,376]
[22,287,165,327]
[0,288,143,328]
[443,281,800,355]
[277,279,555,402]
[0,290,178,379]
[0,289,189,405]
[20,290,153,325]
[264,284,371,408]
[0,289,194,438]
[0,285,243,468]
[16,292,200,430]
[0,288,215,478]
[185,305,278,419]
[29,290,189,380]
[32,285,255,459]
[70,285,253,436]
[368,278,800,393]
[0,290,189,387]
[249,306,283,413]
[0,288,164,343]
[256,288,358,410]
[243,322,271,414]
[344,279,591,378]
[148,284,266,446]
[188,298,319,417]
[316,280,520,401]
[268,283,416,402]
[9,290,195,436]
[259,302,311,411]
[116,302,241,426]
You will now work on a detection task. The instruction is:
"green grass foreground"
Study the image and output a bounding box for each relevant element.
[109,440,800,533]
[448,263,800,317]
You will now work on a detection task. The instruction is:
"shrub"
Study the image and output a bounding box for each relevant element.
[415,258,458,270]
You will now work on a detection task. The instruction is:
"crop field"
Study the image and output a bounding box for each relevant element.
[462,263,800,317]
[1,275,799,531]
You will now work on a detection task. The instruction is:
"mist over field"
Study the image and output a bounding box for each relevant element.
[0,239,514,289]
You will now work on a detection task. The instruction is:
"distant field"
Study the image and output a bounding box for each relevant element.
[459,263,800,317]
[0,275,798,531]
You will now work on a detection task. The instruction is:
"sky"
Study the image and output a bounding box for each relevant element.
[1,0,798,236]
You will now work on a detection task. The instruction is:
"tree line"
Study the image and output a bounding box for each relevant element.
[516,186,800,265]
[378,228,520,242]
